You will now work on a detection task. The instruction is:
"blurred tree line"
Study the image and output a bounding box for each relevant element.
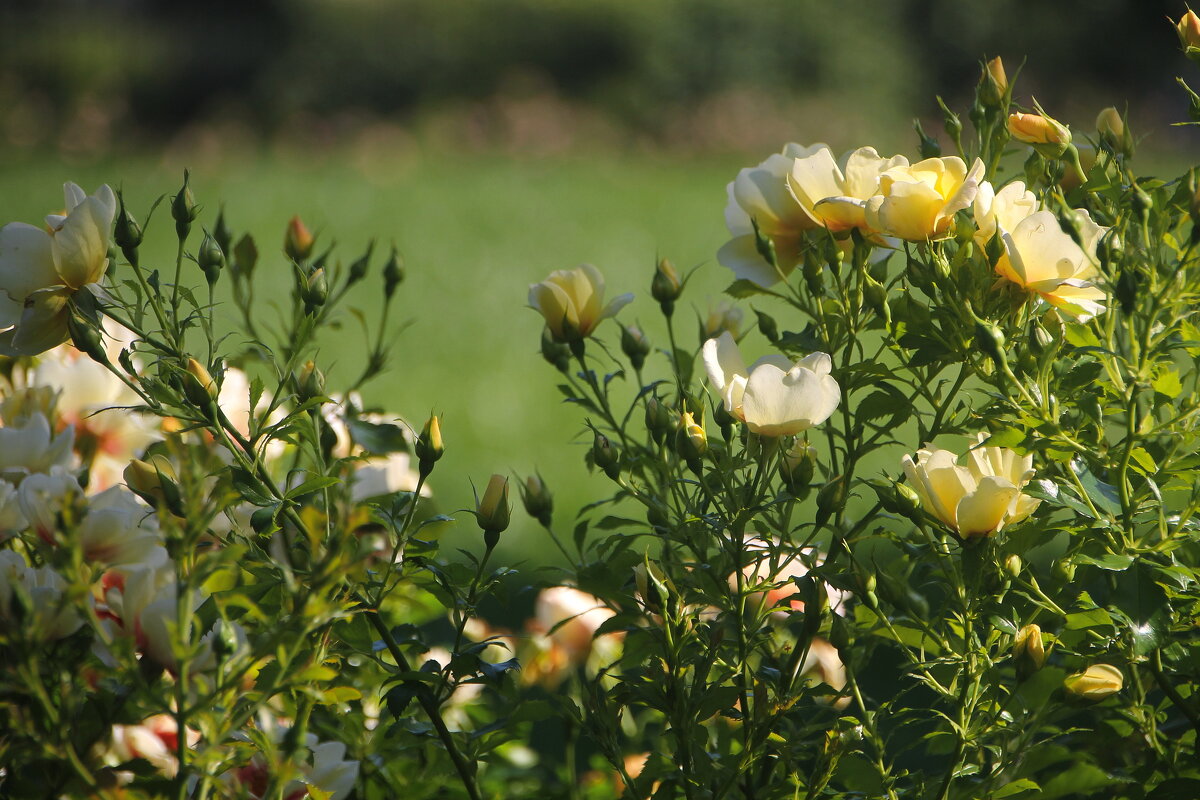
[0,0,1190,155]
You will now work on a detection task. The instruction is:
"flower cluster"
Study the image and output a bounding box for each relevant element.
[719,134,1109,320]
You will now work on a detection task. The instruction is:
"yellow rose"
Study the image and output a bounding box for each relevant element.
[1063,664,1123,701]
[973,179,1038,247]
[995,209,1107,320]
[529,264,632,342]
[791,146,909,234]
[901,433,1040,538]
[864,157,985,241]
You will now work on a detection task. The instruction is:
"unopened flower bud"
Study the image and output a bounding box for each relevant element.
[751,218,778,270]
[862,272,890,326]
[676,411,708,465]
[651,257,683,315]
[592,432,620,481]
[199,231,225,286]
[383,247,405,299]
[124,455,184,516]
[476,474,510,544]
[1004,554,1022,577]
[755,309,779,343]
[1063,663,1123,702]
[1013,623,1045,680]
[183,358,218,405]
[301,267,328,312]
[285,215,315,262]
[781,438,816,491]
[541,327,571,372]
[703,300,744,340]
[973,316,1008,370]
[213,206,233,257]
[172,170,199,242]
[644,397,671,444]
[620,324,651,371]
[815,475,847,528]
[1095,107,1132,158]
[415,415,444,477]
[1009,104,1072,162]
[519,473,553,527]
[980,56,1008,107]
[295,360,325,402]
[913,118,941,159]
[634,561,672,614]
[347,241,374,286]
[67,312,108,365]
[1177,10,1200,59]
[114,191,143,267]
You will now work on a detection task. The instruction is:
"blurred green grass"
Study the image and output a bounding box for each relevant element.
[0,148,761,562]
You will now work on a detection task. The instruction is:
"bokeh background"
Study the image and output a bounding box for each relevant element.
[1,0,1194,561]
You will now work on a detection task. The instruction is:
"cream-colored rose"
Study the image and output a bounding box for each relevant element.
[535,586,616,664]
[351,452,428,502]
[901,433,1040,538]
[0,183,116,356]
[995,209,1107,320]
[229,728,358,800]
[94,714,200,779]
[702,331,840,437]
[864,157,985,241]
[717,144,825,287]
[719,144,907,287]
[105,562,197,670]
[0,411,74,482]
[1063,663,1123,701]
[77,486,165,568]
[0,550,83,641]
[529,264,632,342]
[797,637,848,707]
[973,180,1037,247]
[737,537,851,619]
[28,331,162,493]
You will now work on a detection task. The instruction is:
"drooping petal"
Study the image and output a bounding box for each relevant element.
[597,292,634,325]
[1,286,72,357]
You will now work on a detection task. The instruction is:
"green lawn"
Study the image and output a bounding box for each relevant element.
[0,147,758,561]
